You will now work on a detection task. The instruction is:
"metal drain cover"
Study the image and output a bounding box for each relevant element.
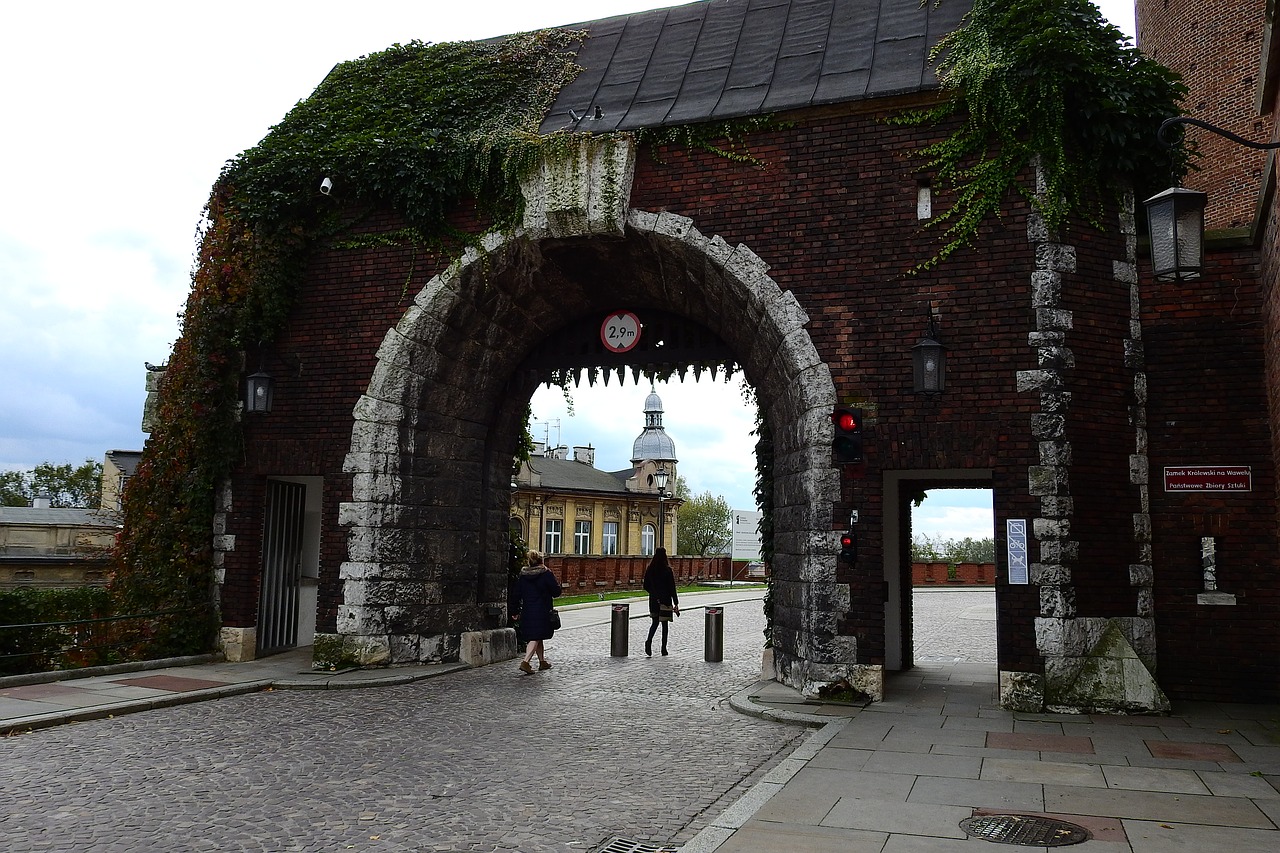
[960,814,1091,847]
[592,838,680,853]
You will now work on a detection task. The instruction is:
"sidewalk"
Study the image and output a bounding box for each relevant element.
[3,594,1278,852]
[701,662,1280,852]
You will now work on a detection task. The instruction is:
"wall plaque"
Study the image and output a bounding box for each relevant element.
[1163,466,1251,492]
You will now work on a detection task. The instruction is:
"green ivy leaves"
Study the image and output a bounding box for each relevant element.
[896,0,1188,270]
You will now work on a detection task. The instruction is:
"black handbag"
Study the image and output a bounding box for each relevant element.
[549,608,562,630]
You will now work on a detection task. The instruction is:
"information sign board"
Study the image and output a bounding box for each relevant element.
[1163,466,1251,492]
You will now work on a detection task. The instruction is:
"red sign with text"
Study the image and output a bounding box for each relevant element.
[1163,466,1252,492]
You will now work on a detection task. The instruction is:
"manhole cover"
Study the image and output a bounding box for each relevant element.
[960,814,1092,847]
[592,838,679,853]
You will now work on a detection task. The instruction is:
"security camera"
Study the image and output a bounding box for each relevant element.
[319,177,333,195]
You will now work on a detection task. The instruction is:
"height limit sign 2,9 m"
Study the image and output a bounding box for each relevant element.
[601,310,641,353]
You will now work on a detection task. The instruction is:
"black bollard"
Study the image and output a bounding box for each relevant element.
[704,606,724,662]
[610,603,629,657]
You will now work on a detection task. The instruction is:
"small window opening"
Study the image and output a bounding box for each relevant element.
[916,179,933,220]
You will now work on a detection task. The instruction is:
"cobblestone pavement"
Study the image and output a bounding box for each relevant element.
[912,588,997,663]
[0,600,804,853]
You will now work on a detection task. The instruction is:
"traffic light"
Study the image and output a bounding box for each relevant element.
[839,529,857,562]
[832,406,864,464]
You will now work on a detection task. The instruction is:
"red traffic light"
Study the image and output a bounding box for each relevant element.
[832,406,864,464]
[834,409,859,432]
[839,529,857,562]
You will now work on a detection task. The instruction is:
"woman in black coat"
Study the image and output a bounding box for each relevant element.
[514,549,562,674]
[642,547,680,656]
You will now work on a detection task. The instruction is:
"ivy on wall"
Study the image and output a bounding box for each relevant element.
[109,31,590,656]
[895,0,1188,269]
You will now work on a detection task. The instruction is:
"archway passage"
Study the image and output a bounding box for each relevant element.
[331,207,856,696]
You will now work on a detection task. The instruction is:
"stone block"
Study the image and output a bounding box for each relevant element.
[219,626,256,662]
[1129,455,1148,485]
[998,670,1044,712]
[1031,270,1062,306]
[212,534,235,552]
[1035,307,1073,331]
[1039,441,1072,466]
[1035,243,1077,273]
[459,628,520,667]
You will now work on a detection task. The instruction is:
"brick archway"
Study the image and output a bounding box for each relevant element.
[328,140,874,696]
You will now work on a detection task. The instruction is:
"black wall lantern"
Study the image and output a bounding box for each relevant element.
[1143,186,1206,282]
[912,317,946,393]
[245,370,274,413]
[1145,116,1280,282]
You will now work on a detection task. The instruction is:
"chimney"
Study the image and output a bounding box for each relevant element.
[531,441,546,457]
[550,445,569,460]
[31,495,52,509]
[573,445,595,467]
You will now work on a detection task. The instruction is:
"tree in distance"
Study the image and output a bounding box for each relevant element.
[0,460,103,508]
[677,490,733,556]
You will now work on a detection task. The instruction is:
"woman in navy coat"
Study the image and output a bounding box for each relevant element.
[643,547,680,656]
[514,549,562,674]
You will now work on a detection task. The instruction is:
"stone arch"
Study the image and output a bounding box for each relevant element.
[331,146,859,695]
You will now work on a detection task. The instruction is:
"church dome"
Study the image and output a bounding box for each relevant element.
[631,391,678,463]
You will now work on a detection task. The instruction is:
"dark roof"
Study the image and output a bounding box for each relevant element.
[524,457,631,494]
[539,0,970,134]
[0,507,118,527]
[105,450,142,477]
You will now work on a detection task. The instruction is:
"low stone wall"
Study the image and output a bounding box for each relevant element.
[911,562,996,586]
[552,555,731,591]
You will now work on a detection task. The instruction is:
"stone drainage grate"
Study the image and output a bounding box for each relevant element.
[960,815,1092,847]
[592,838,680,853]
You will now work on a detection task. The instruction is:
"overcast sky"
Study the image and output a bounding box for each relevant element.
[0,1,1136,538]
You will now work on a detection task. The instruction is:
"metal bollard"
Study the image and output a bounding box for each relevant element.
[610,603,629,657]
[704,606,724,662]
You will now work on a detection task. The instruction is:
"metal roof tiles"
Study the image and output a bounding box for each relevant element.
[539,0,970,134]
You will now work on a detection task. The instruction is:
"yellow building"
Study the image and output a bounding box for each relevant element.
[511,392,680,556]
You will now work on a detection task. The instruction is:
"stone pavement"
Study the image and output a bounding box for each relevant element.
[2,588,1278,852]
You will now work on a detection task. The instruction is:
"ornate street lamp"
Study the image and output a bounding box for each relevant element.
[1145,117,1280,282]
[654,465,669,553]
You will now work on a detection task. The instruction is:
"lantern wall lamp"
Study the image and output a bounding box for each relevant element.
[1144,116,1280,282]
[912,315,947,394]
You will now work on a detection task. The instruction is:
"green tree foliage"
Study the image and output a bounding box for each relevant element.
[896,0,1188,269]
[0,461,102,508]
[676,490,733,556]
[912,535,996,564]
[0,471,26,507]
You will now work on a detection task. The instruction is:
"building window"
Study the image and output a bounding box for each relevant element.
[602,521,618,555]
[641,523,655,556]
[574,521,592,555]
[510,517,523,540]
[917,179,933,220]
[544,519,562,554]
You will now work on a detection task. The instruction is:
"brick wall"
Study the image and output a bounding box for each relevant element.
[1136,0,1272,231]
[212,88,1280,702]
[551,555,730,591]
[911,562,996,586]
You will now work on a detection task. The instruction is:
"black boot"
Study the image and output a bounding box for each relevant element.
[645,638,652,656]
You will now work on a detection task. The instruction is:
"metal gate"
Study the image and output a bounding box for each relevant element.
[258,479,305,654]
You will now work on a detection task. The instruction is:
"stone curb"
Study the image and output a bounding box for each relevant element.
[1,662,473,736]
[726,684,830,727]
[0,653,224,689]
[1,680,274,736]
